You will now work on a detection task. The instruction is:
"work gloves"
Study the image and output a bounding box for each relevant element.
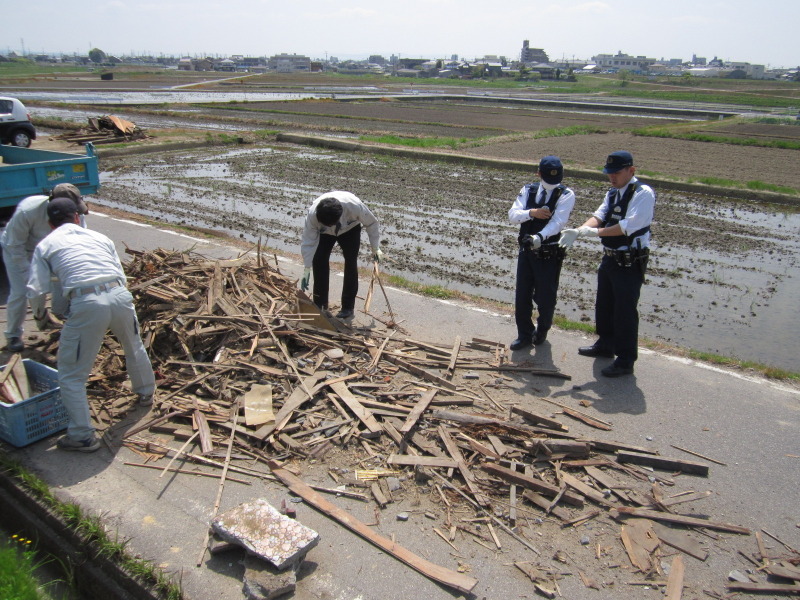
[33,308,50,331]
[559,226,600,248]
[373,248,384,263]
[300,268,311,292]
[558,229,580,248]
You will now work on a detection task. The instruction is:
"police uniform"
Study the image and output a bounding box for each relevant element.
[580,152,655,374]
[27,199,154,450]
[508,156,575,349]
[300,191,381,315]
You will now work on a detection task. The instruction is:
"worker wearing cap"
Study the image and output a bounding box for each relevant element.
[27,198,155,453]
[559,151,655,377]
[299,191,383,320]
[1,183,89,353]
[508,156,575,351]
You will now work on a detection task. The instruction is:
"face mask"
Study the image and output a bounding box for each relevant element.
[540,180,560,191]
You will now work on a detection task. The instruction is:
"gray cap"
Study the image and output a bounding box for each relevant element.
[50,183,89,215]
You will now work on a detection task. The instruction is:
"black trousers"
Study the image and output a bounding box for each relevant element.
[312,225,361,311]
[514,249,563,341]
[594,255,644,365]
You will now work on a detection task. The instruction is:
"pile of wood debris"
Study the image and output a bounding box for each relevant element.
[57,115,150,145]
[31,247,800,598]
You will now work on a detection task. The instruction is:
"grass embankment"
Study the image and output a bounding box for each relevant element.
[0,455,182,600]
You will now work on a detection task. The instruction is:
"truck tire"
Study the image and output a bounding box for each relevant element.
[10,129,32,148]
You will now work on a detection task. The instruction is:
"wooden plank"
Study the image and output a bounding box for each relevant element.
[371,482,389,508]
[242,383,274,427]
[255,374,324,440]
[765,565,800,582]
[615,507,750,534]
[193,410,214,455]
[482,463,584,507]
[726,582,800,593]
[560,472,617,508]
[521,491,571,521]
[387,455,458,469]
[617,450,710,477]
[438,426,490,507]
[399,390,437,435]
[0,354,21,385]
[651,523,708,561]
[266,461,478,595]
[9,356,30,399]
[584,466,632,503]
[330,381,383,435]
[385,354,458,391]
[511,405,568,432]
[664,554,685,600]
[445,336,461,380]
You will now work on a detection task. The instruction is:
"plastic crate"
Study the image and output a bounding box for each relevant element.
[0,359,67,447]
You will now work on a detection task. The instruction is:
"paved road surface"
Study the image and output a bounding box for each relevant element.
[1,210,798,600]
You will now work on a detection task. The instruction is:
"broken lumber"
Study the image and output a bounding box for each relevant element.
[266,461,478,595]
[616,450,710,477]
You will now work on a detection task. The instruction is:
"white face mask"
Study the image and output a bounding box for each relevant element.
[540,180,560,191]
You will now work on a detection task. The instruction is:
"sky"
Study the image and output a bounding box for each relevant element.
[5,0,799,69]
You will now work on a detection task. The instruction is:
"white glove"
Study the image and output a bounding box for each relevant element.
[529,234,542,250]
[577,226,599,238]
[373,248,384,263]
[558,229,580,248]
[34,308,50,331]
[300,268,311,291]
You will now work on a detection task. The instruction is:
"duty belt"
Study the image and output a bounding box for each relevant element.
[603,247,649,268]
[523,244,565,260]
[68,279,123,299]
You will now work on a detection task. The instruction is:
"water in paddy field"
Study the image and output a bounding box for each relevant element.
[95,145,799,373]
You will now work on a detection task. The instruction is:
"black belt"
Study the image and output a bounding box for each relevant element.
[522,245,565,259]
[602,247,649,267]
[68,279,124,299]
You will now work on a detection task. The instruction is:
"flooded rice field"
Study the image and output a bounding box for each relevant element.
[96,143,800,372]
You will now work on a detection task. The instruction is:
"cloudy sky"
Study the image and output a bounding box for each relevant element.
[8,0,799,68]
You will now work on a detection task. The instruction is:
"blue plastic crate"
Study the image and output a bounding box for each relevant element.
[0,359,67,447]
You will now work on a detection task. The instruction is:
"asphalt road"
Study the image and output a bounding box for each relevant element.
[2,210,799,600]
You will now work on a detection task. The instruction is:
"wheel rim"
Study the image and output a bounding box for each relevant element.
[13,132,31,147]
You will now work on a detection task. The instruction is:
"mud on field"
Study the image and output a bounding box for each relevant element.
[96,142,800,372]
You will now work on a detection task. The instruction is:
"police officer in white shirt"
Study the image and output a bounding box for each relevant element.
[299,191,383,319]
[27,198,155,452]
[1,183,88,353]
[508,156,575,350]
[559,151,655,377]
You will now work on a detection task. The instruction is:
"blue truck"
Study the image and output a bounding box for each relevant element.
[0,143,100,226]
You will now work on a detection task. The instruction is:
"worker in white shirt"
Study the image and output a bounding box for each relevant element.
[299,191,383,319]
[27,198,155,453]
[1,183,89,353]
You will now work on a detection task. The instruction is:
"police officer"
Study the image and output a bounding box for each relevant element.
[508,156,575,350]
[1,183,89,353]
[559,151,655,377]
[299,191,383,319]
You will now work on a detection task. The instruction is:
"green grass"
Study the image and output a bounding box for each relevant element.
[632,126,800,150]
[0,538,50,600]
[0,455,183,600]
[359,134,468,149]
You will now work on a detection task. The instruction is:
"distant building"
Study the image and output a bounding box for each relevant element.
[692,54,707,66]
[728,62,765,79]
[592,51,656,71]
[521,40,549,64]
[368,55,386,66]
[268,53,311,72]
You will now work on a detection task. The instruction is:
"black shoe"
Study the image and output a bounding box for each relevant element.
[601,363,634,377]
[578,344,614,358]
[509,338,532,351]
[6,337,23,353]
[335,309,354,319]
[533,331,547,345]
